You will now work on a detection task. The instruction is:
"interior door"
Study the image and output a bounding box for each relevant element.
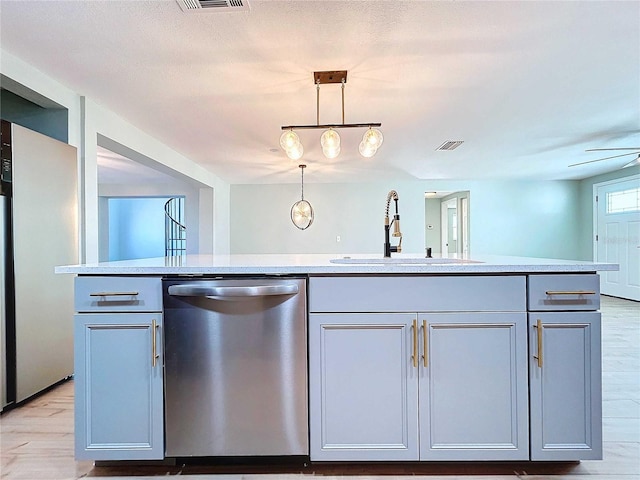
[441,198,457,254]
[595,176,640,300]
[461,196,469,255]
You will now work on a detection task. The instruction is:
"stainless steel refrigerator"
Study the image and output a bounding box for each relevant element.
[1,120,78,410]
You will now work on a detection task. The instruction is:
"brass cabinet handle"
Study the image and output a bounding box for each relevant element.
[152,319,160,367]
[545,290,595,295]
[533,319,543,368]
[90,291,139,297]
[412,319,418,368]
[422,319,428,368]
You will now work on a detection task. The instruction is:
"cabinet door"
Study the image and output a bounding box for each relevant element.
[74,313,164,460]
[419,313,529,460]
[529,312,602,460]
[309,313,419,461]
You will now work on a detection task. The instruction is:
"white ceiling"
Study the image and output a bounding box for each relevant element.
[96,147,180,185]
[1,0,638,184]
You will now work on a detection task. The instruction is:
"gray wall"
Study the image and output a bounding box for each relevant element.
[424,197,442,254]
[231,182,386,255]
[0,88,68,143]
[470,180,581,258]
[231,179,589,260]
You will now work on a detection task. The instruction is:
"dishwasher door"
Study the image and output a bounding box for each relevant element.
[162,277,308,457]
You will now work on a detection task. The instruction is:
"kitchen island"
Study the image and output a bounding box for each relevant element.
[56,252,618,275]
[57,254,617,464]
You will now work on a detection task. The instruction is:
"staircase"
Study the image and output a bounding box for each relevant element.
[165,197,186,256]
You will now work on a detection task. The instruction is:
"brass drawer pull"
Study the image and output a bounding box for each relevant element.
[90,291,139,297]
[152,319,160,367]
[533,319,543,368]
[422,319,428,368]
[412,319,418,368]
[545,290,596,296]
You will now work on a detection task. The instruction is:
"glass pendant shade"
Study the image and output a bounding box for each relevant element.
[291,164,313,230]
[280,130,300,150]
[291,200,314,230]
[320,128,340,149]
[286,142,304,160]
[363,128,383,149]
[322,145,341,159]
[359,140,377,158]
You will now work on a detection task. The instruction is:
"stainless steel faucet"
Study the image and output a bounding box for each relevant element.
[384,190,402,257]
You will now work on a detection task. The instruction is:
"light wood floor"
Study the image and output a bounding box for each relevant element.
[1,296,638,480]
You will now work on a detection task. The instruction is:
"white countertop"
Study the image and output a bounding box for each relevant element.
[55,253,618,275]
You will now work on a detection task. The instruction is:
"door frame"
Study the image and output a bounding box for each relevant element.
[592,173,640,299]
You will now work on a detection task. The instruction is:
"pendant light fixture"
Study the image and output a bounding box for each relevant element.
[280,70,383,160]
[291,164,314,230]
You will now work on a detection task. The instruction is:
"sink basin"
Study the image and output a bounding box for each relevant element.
[330,257,483,265]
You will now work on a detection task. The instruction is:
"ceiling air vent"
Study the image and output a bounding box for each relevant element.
[436,140,464,151]
[176,0,250,12]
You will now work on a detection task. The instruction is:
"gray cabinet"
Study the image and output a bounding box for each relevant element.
[527,274,602,461]
[419,313,528,460]
[308,275,529,462]
[529,312,602,460]
[73,277,163,460]
[309,313,419,461]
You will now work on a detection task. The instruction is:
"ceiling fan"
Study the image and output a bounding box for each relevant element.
[569,147,640,168]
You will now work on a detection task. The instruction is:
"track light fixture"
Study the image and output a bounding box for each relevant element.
[280,70,383,160]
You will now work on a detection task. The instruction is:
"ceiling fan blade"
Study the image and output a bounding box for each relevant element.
[569,151,640,167]
[585,147,640,152]
[622,155,640,168]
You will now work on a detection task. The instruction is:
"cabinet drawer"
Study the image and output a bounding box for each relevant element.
[309,275,526,312]
[75,276,162,312]
[528,274,599,311]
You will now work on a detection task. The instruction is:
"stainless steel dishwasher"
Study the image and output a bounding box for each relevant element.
[162,277,308,457]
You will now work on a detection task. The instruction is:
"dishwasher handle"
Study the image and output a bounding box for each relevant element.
[167,283,299,298]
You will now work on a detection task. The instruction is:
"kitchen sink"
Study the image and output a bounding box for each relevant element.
[329,257,484,265]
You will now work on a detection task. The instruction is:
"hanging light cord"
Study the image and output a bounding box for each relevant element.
[341,78,345,124]
[316,81,320,126]
[282,70,381,131]
[300,164,305,201]
[314,77,347,126]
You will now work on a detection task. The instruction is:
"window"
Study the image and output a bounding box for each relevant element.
[606,188,640,214]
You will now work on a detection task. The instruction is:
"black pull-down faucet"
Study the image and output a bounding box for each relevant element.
[384,190,403,257]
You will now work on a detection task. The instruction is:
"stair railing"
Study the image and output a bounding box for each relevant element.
[165,197,186,256]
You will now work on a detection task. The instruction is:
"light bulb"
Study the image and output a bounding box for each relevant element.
[286,142,304,160]
[323,144,341,159]
[320,128,340,149]
[280,130,300,150]
[359,140,377,158]
[363,128,383,149]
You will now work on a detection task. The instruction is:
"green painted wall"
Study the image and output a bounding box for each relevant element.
[231,179,587,260]
[0,88,68,142]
